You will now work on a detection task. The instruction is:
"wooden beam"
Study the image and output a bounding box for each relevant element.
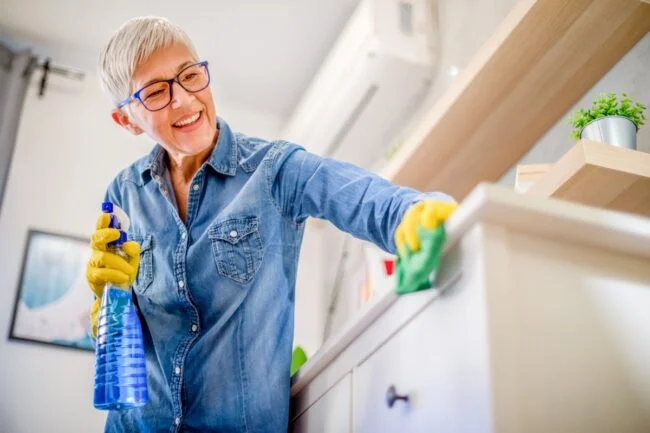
[382,0,650,201]
[525,140,650,217]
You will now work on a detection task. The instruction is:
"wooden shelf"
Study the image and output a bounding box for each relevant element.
[514,163,553,193]
[522,140,650,218]
[381,0,650,201]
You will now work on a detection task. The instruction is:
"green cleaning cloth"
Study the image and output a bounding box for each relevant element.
[395,224,446,295]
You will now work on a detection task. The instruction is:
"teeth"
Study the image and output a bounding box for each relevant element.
[174,112,200,127]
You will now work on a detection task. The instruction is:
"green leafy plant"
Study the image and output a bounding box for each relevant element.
[566,92,646,140]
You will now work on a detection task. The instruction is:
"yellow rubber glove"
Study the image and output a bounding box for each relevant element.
[86,213,140,338]
[395,200,457,255]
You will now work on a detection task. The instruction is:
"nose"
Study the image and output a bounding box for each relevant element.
[170,81,195,109]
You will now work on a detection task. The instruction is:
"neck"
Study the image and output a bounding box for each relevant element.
[167,146,212,183]
[167,129,219,183]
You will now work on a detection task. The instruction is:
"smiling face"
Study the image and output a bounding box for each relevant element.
[112,43,218,159]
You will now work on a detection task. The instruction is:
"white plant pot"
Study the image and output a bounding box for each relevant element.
[580,115,637,150]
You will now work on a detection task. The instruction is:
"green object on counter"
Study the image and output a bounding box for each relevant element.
[290,346,308,377]
[395,225,446,295]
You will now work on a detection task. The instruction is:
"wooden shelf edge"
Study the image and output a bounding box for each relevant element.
[515,163,553,193]
[381,0,650,202]
[524,141,589,197]
[525,140,650,217]
[581,140,650,179]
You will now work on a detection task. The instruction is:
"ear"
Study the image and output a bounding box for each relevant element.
[111,108,144,135]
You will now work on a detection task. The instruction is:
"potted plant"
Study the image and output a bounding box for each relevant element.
[567,92,646,150]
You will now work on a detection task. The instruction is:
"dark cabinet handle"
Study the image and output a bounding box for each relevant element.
[386,385,409,408]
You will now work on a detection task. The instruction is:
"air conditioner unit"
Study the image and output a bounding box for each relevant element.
[281,0,437,170]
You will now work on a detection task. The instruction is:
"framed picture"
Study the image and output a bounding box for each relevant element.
[8,229,95,352]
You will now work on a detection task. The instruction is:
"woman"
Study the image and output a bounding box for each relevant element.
[86,16,455,432]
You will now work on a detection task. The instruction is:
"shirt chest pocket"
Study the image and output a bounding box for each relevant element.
[130,233,154,295]
[208,216,264,284]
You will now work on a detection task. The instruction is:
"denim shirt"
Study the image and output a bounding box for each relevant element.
[102,118,451,432]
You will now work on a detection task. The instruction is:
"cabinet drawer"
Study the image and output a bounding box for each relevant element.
[353,273,491,433]
[291,373,352,433]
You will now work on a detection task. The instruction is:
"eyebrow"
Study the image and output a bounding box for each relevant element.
[140,60,196,88]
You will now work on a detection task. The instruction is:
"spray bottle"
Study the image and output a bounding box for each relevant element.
[93,201,149,410]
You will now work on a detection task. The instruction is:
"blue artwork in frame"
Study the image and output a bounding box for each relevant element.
[8,229,95,351]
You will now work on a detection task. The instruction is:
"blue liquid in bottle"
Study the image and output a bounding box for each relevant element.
[93,202,148,410]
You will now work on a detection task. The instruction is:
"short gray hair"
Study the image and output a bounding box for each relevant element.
[98,16,199,105]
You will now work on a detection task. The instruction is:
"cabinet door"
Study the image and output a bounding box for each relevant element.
[291,373,352,433]
[353,273,492,433]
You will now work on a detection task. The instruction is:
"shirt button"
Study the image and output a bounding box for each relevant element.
[192,184,200,191]
[191,324,198,332]
[175,417,181,426]
[178,280,185,288]
[181,232,186,240]
[175,366,181,375]
[229,230,238,238]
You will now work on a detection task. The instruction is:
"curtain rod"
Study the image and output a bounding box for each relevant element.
[37,58,86,97]
[43,60,85,80]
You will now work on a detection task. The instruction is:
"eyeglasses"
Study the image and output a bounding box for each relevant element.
[117,61,210,112]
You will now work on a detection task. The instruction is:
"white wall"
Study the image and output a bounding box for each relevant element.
[369,0,520,174]
[0,72,281,432]
[293,222,329,356]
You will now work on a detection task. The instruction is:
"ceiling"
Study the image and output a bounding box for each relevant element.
[0,0,361,120]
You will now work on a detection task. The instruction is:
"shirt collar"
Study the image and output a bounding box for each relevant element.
[139,117,237,181]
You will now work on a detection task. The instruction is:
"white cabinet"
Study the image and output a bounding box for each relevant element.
[353,266,491,433]
[290,184,650,433]
[291,373,352,433]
